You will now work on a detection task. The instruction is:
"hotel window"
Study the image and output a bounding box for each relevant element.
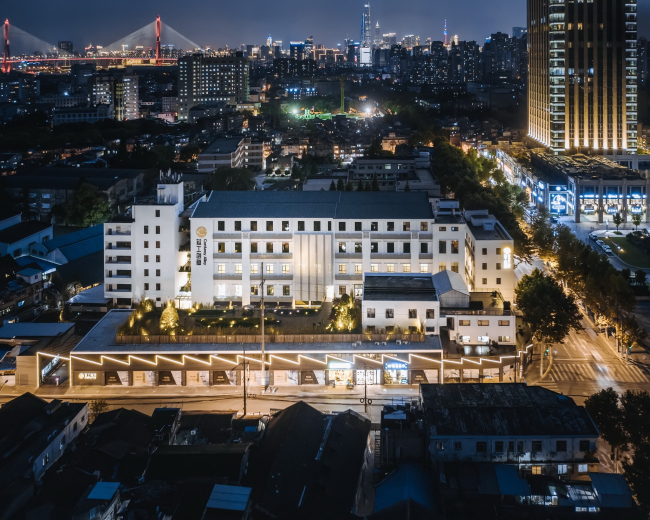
[387,242,395,253]
[371,222,378,231]
[283,285,290,296]
[267,285,274,296]
[217,243,225,253]
[387,222,394,231]
[313,221,321,231]
[144,283,149,291]
[218,221,225,231]
[235,242,242,253]
[498,336,510,342]
[156,241,160,248]
[339,242,347,253]
[532,441,542,452]
[282,221,290,231]
[156,283,161,291]
[144,269,149,276]
[251,285,259,295]
[496,263,501,270]
[266,242,273,253]
[439,263,446,272]
[408,309,417,319]
[385,308,394,318]
[144,255,149,262]
[297,221,304,231]
[531,466,542,475]
[282,264,290,274]
[282,243,289,253]
[339,222,346,231]
[459,320,471,326]
[367,308,375,318]
[370,264,379,272]
[402,264,411,273]
[439,226,447,232]
[339,285,347,295]
[355,242,362,253]
[386,264,395,273]
[421,243,428,254]
[426,309,435,319]
[451,262,459,273]
[482,263,487,270]
[578,464,588,473]
[498,320,510,326]
[355,222,362,231]
[496,248,501,255]
[144,241,149,248]
[155,210,160,218]
[144,225,149,234]
[403,243,410,254]
[370,242,378,253]
[235,264,242,274]
[478,320,489,326]
[155,226,160,234]
[482,248,487,255]
[556,440,567,452]
[482,278,488,285]
[156,269,161,276]
[558,464,568,475]
[234,221,241,231]
[266,264,274,274]
[355,264,363,273]
[217,264,226,274]
[439,241,446,254]
[420,264,429,273]
[250,221,258,231]
[339,264,346,274]
[235,285,242,297]
[251,264,259,274]
[496,278,501,285]
[403,222,410,231]
[420,222,428,231]
[155,255,160,263]
[251,242,258,253]
[451,240,459,254]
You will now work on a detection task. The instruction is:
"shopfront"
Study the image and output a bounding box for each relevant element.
[186,370,209,386]
[356,369,381,385]
[328,360,354,386]
[384,361,409,385]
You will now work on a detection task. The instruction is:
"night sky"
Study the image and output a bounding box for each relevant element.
[2,0,649,50]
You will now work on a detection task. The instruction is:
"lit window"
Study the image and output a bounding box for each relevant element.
[218,264,226,274]
[251,264,259,274]
[355,264,363,273]
[282,264,290,274]
[235,264,242,274]
[266,264,274,274]
[370,264,379,272]
[402,264,411,273]
[386,264,394,273]
[339,264,346,274]
[420,264,429,273]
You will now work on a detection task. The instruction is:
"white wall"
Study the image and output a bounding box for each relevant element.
[362,299,439,334]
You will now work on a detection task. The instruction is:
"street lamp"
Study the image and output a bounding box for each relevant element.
[359,363,372,413]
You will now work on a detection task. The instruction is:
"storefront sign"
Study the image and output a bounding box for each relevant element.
[606,205,619,214]
[384,361,408,370]
[550,194,567,214]
[78,372,96,380]
[328,361,351,369]
[630,205,643,214]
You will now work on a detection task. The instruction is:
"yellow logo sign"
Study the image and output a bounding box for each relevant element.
[196,226,207,238]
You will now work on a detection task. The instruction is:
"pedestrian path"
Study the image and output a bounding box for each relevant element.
[551,362,650,383]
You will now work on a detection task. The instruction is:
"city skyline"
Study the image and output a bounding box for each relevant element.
[4,0,647,51]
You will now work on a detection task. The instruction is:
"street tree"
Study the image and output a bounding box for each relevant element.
[64,183,111,227]
[623,442,650,517]
[89,399,109,422]
[632,212,643,231]
[612,212,623,233]
[336,178,345,191]
[514,269,583,349]
[635,269,647,286]
[329,180,336,191]
[584,388,627,452]
[620,315,648,355]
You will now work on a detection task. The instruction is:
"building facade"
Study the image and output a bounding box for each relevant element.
[178,53,250,121]
[528,0,637,154]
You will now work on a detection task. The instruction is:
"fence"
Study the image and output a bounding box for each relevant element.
[114,333,425,344]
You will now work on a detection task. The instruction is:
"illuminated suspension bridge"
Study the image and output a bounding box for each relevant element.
[1,17,200,72]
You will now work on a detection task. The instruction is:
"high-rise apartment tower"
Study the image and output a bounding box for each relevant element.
[528,0,637,154]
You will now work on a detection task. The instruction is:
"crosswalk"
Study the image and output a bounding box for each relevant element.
[551,362,650,383]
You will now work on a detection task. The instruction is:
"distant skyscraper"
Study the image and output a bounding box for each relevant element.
[528,0,637,154]
[639,38,648,88]
[512,27,527,39]
[443,20,448,49]
[361,3,371,46]
[266,35,273,47]
[57,41,73,54]
[375,21,381,47]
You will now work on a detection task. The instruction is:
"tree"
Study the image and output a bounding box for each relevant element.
[329,180,336,191]
[612,212,623,233]
[584,388,627,451]
[632,213,643,231]
[620,315,648,354]
[160,301,179,333]
[623,442,650,516]
[635,269,647,286]
[365,137,383,157]
[357,180,364,191]
[371,177,380,191]
[345,180,353,191]
[336,178,345,191]
[64,183,111,227]
[206,167,256,191]
[515,269,583,347]
[404,181,411,192]
[179,144,200,162]
[89,399,109,422]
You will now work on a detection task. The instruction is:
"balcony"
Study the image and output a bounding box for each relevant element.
[371,253,411,260]
[213,233,242,239]
[370,233,412,240]
[106,229,131,236]
[419,253,434,260]
[213,253,243,259]
[250,252,292,260]
[334,232,363,239]
[213,274,243,280]
[251,273,292,281]
[335,253,362,259]
[250,232,292,239]
[105,257,132,265]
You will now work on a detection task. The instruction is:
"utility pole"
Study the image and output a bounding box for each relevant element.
[260,262,267,388]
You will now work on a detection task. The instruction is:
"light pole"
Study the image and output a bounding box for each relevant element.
[359,363,372,413]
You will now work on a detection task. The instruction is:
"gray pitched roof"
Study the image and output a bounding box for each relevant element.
[431,270,469,297]
[193,191,434,220]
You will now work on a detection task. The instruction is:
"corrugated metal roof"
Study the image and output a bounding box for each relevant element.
[0,322,74,338]
[42,224,103,252]
[589,473,632,496]
[431,270,469,297]
[206,484,251,511]
[58,234,103,262]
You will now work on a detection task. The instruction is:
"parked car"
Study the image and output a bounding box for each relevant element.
[588,233,596,240]
[603,245,612,253]
[596,240,605,248]
[549,216,558,223]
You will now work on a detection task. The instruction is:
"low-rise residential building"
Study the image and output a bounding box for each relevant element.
[51,104,113,126]
[0,212,52,258]
[421,384,599,480]
[198,136,257,172]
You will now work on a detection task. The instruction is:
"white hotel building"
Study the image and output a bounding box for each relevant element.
[104,189,515,309]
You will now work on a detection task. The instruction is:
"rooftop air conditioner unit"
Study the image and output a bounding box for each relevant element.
[375,342,380,346]
[396,340,402,345]
[382,342,387,346]
[403,341,409,345]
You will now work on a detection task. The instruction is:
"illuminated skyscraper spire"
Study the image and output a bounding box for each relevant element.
[444,19,448,47]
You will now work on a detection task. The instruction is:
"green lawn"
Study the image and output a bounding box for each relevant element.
[603,236,650,268]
